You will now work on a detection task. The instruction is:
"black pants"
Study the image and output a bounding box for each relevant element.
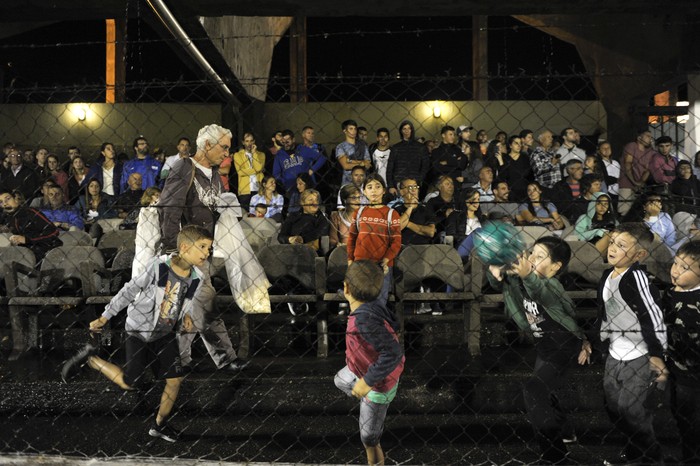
[671,377,700,464]
[522,356,573,463]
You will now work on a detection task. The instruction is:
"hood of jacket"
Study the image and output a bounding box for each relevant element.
[352,299,400,333]
[586,192,614,220]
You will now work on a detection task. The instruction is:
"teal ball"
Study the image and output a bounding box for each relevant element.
[474,221,526,266]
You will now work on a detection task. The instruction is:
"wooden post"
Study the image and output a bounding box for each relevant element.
[472,16,488,101]
[289,15,308,103]
[106,18,126,103]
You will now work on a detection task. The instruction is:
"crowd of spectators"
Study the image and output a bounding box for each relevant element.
[2,122,699,270]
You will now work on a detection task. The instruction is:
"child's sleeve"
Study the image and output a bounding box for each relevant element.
[346,210,359,261]
[356,313,403,387]
[102,259,157,320]
[522,274,585,339]
[383,209,402,262]
[630,268,667,357]
[496,275,531,332]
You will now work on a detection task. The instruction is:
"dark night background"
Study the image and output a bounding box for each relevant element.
[0,16,596,103]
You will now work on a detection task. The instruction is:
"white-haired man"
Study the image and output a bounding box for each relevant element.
[159,124,248,372]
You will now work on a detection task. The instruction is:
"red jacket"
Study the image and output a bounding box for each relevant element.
[347,205,402,266]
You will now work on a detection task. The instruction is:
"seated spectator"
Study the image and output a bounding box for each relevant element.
[249,175,284,222]
[481,179,520,219]
[567,173,604,225]
[598,141,620,202]
[550,159,584,223]
[446,188,482,259]
[119,186,160,230]
[693,151,700,180]
[41,185,84,231]
[330,184,362,249]
[67,155,89,205]
[584,154,608,192]
[472,166,494,203]
[115,173,144,219]
[252,203,268,218]
[75,178,117,228]
[671,211,700,253]
[517,182,564,231]
[392,178,436,246]
[426,175,457,235]
[47,154,69,201]
[336,165,368,209]
[287,172,312,216]
[278,189,329,254]
[574,192,617,255]
[670,161,700,214]
[530,130,562,190]
[120,137,162,193]
[642,194,676,252]
[29,179,59,209]
[1,189,61,262]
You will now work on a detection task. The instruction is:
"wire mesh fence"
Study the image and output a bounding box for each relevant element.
[1,16,700,465]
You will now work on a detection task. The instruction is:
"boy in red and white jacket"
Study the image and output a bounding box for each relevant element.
[334,260,405,466]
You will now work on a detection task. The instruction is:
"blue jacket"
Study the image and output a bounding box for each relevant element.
[87,160,123,197]
[120,156,162,193]
[273,146,326,191]
[41,205,85,230]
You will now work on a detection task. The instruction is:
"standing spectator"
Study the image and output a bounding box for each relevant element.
[87,142,123,198]
[0,147,41,202]
[483,139,511,181]
[120,136,162,193]
[299,125,327,157]
[34,147,51,180]
[501,135,532,201]
[335,120,371,186]
[598,140,620,203]
[556,127,586,165]
[386,120,429,196]
[160,123,251,372]
[429,125,466,187]
[519,129,535,156]
[330,184,362,249]
[47,154,69,201]
[671,161,700,214]
[347,174,402,306]
[648,135,677,188]
[274,129,326,193]
[60,146,83,174]
[368,128,391,184]
[617,129,655,216]
[337,166,369,210]
[530,130,562,190]
[41,185,84,231]
[67,155,89,204]
[476,129,489,157]
[693,151,700,180]
[232,132,265,211]
[160,137,191,181]
[249,175,284,222]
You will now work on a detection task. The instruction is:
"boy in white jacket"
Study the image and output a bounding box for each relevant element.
[61,225,213,443]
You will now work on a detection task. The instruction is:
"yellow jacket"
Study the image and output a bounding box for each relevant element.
[232,149,265,195]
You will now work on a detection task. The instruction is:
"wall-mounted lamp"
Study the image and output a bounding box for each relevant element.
[71,104,88,122]
[432,103,442,119]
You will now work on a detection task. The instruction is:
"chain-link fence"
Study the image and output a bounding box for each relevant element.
[1,13,700,466]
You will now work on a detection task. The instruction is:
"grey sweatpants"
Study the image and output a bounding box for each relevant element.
[334,365,390,447]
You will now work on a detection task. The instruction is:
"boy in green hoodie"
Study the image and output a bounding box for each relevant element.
[488,236,591,464]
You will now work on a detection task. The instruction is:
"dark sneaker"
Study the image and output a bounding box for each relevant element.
[220,359,250,373]
[61,342,97,383]
[149,421,181,443]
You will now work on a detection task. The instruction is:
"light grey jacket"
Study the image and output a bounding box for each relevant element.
[102,254,203,342]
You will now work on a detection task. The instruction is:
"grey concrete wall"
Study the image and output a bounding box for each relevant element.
[0,103,222,161]
[258,100,607,147]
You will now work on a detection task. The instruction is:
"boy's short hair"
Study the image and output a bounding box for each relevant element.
[177,225,213,249]
[376,127,390,137]
[345,260,383,303]
[613,222,654,252]
[677,240,700,262]
[534,236,571,273]
[255,203,268,211]
[342,120,358,131]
